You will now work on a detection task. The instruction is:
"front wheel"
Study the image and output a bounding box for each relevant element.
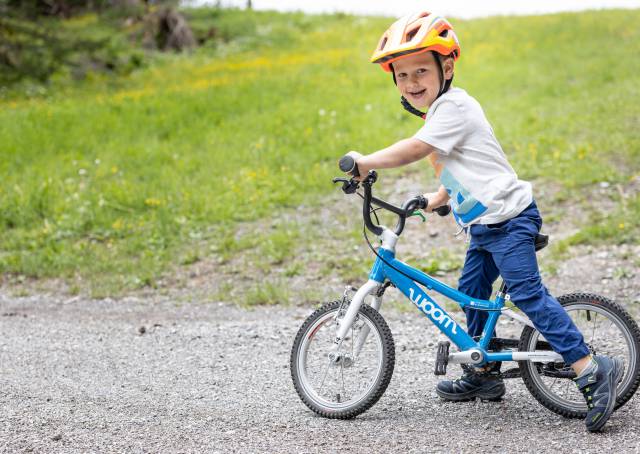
[519,293,640,418]
[290,300,395,419]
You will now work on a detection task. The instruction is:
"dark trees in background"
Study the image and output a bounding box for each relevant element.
[0,0,195,84]
[2,1,113,18]
[0,18,75,83]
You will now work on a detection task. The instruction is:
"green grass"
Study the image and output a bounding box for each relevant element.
[557,193,640,249]
[243,280,290,306]
[1,8,639,295]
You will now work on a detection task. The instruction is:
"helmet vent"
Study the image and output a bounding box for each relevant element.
[379,36,388,50]
[405,27,419,42]
[439,29,449,38]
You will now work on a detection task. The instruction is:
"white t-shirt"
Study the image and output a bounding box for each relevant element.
[414,87,532,226]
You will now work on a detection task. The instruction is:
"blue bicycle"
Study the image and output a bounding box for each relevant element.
[290,168,640,419]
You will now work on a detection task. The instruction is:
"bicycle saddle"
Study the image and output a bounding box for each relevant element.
[534,233,549,252]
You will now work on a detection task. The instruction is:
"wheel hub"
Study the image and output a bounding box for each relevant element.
[328,352,354,367]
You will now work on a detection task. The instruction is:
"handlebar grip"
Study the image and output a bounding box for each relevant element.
[415,195,428,210]
[339,155,360,177]
[434,205,451,217]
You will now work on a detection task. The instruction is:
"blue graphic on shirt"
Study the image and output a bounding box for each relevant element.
[440,168,487,224]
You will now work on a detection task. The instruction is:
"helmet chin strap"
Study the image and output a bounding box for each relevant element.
[434,51,452,99]
[392,51,453,120]
[400,96,427,119]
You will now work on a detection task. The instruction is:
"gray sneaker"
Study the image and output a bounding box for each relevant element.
[574,356,624,432]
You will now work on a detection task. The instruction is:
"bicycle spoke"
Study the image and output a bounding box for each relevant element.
[317,359,332,396]
[605,320,615,354]
[590,312,598,345]
[340,361,347,400]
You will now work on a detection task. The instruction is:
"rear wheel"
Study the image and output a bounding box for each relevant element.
[290,300,395,419]
[519,293,640,418]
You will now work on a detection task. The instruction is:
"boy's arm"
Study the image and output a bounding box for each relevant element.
[344,138,447,211]
[347,138,435,176]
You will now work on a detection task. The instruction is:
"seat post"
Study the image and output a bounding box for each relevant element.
[497,279,508,299]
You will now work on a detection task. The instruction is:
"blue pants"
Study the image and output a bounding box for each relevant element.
[459,201,590,365]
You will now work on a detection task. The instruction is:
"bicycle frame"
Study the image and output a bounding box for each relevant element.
[333,227,564,366]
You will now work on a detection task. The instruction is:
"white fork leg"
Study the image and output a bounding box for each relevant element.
[332,280,380,351]
[352,293,383,358]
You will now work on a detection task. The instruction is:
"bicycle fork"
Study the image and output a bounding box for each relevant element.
[331,280,382,359]
[332,280,381,357]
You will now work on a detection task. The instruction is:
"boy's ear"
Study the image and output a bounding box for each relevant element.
[443,56,455,80]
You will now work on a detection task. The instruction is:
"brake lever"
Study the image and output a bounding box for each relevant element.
[332,177,359,194]
[410,211,427,222]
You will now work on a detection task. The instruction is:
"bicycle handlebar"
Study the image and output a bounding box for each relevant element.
[333,168,451,236]
[339,155,360,177]
[434,204,452,217]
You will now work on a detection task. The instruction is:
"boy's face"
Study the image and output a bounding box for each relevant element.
[393,52,454,109]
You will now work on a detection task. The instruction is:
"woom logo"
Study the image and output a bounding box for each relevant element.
[409,287,458,335]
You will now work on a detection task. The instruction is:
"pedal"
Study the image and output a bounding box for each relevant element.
[434,341,450,376]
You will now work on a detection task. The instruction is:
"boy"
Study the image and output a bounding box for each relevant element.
[343,11,622,432]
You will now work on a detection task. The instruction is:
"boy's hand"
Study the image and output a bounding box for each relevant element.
[422,185,450,212]
[343,151,365,179]
[422,192,443,212]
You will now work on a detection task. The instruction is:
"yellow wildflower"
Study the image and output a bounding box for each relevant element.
[145,198,163,207]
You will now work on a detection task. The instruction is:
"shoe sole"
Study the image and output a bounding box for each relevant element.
[436,383,506,402]
[587,357,624,432]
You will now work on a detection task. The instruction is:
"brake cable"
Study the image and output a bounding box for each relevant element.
[356,190,434,286]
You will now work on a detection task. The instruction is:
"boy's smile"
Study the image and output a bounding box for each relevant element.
[406,87,427,103]
[393,51,454,109]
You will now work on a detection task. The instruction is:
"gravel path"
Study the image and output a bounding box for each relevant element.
[2,282,640,453]
[2,174,639,453]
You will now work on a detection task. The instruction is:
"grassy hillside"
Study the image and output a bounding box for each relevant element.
[1,8,639,296]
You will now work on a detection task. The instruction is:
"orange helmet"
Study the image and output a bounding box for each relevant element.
[371,11,461,72]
